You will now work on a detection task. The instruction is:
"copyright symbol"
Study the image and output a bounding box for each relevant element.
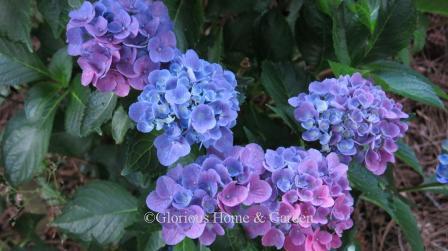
[144,212,155,223]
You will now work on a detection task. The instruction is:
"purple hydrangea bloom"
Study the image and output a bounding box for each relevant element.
[66,0,174,96]
[239,147,354,251]
[289,73,409,175]
[129,50,239,166]
[146,144,269,246]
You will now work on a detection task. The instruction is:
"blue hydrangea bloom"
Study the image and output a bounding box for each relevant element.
[129,50,239,166]
[66,0,175,96]
[436,140,448,184]
[289,73,409,175]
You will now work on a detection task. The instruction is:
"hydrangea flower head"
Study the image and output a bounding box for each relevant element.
[146,144,270,246]
[436,140,448,184]
[129,50,239,166]
[66,0,175,96]
[239,147,354,251]
[289,73,409,175]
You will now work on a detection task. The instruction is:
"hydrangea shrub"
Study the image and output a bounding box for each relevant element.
[1,0,446,251]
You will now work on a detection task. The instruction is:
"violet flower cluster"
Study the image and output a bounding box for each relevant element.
[146,144,270,246]
[289,73,408,175]
[66,0,175,96]
[238,147,354,250]
[146,144,355,250]
[128,50,239,166]
[436,140,448,184]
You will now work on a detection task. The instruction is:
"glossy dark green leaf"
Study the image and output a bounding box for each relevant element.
[338,227,361,251]
[0,37,49,77]
[142,231,165,251]
[38,0,69,38]
[346,0,380,34]
[112,106,133,144]
[256,9,294,61]
[332,6,351,65]
[81,90,117,135]
[396,140,424,176]
[53,181,138,244]
[295,0,334,69]
[260,61,308,131]
[24,84,62,123]
[207,27,224,63]
[49,132,93,157]
[365,60,444,108]
[349,164,424,251]
[2,112,54,186]
[0,55,43,86]
[174,238,198,251]
[166,0,204,51]
[363,0,416,62]
[48,48,73,87]
[65,75,90,137]
[328,61,366,76]
[0,0,33,50]
[415,0,448,16]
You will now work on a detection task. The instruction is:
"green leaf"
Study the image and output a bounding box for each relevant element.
[256,9,294,61]
[328,60,366,76]
[317,0,342,15]
[363,0,416,62]
[0,55,43,86]
[365,60,444,108]
[122,133,158,175]
[0,0,33,50]
[2,112,53,186]
[396,140,424,176]
[207,27,223,63]
[339,227,361,251]
[174,238,198,251]
[332,6,351,65]
[347,0,380,34]
[81,91,117,136]
[412,14,428,53]
[286,0,304,34]
[349,164,424,251]
[212,225,257,251]
[38,0,69,38]
[166,0,204,51]
[295,0,333,69]
[415,0,448,16]
[0,37,49,76]
[49,132,93,157]
[48,48,73,87]
[68,0,82,8]
[260,61,308,132]
[142,231,165,251]
[65,75,90,137]
[64,76,117,137]
[2,83,65,186]
[53,181,138,244]
[24,84,62,123]
[112,106,133,144]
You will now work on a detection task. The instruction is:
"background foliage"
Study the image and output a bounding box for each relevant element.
[0,0,447,250]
